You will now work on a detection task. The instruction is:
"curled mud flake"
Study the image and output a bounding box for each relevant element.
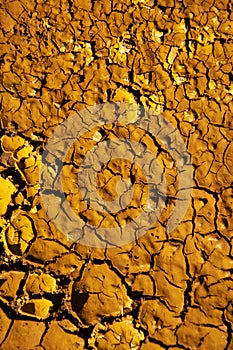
[14,144,34,162]
[71,263,132,325]
[5,212,35,256]
[0,320,45,350]
[19,298,53,320]
[24,273,57,295]
[17,153,41,187]
[0,271,25,302]
[1,135,25,153]
[42,321,85,350]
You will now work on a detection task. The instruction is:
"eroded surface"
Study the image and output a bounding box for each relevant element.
[1,0,233,349]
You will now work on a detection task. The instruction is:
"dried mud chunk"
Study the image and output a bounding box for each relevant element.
[108,64,129,85]
[14,144,33,161]
[0,176,16,216]
[0,271,25,302]
[1,135,24,152]
[47,253,83,278]
[224,303,233,324]
[72,263,132,325]
[192,189,216,234]
[199,247,233,283]
[29,207,72,247]
[193,279,233,310]
[1,8,16,32]
[42,321,84,350]
[24,273,57,295]
[217,187,233,240]
[57,319,79,333]
[27,238,67,263]
[149,242,187,312]
[0,308,11,344]
[139,300,181,346]
[225,141,233,176]
[126,273,155,296]
[1,320,45,350]
[141,339,165,350]
[184,233,232,277]
[150,269,185,313]
[106,242,152,275]
[17,154,41,186]
[20,298,53,319]
[176,321,227,349]
[153,64,172,90]
[113,87,136,103]
[91,317,144,350]
[157,0,175,7]
[5,213,35,255]
[4,0,24,19]
[185,306,226,329]
[218,19,233,35]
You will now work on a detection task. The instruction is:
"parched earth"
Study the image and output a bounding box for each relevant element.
[1,0,233,349]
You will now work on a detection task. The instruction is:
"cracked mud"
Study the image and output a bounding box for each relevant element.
[1,0,233,349]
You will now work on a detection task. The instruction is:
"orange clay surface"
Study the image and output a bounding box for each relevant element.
[1,0,233,349]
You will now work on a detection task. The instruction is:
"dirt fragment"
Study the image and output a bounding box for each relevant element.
[42,321,85,350]
[0,320,45,350]
[24,273,57,295]
[0,271,25,302]
[5,212,35,255]
[90,317,144,349]
[71,263,132,325]
[0,177,16,216]
[19,298,53,319]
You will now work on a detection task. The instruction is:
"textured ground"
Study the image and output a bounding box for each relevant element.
[1,0,233,349]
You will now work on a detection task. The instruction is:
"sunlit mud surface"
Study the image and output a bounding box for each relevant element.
[1,0,233,349]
